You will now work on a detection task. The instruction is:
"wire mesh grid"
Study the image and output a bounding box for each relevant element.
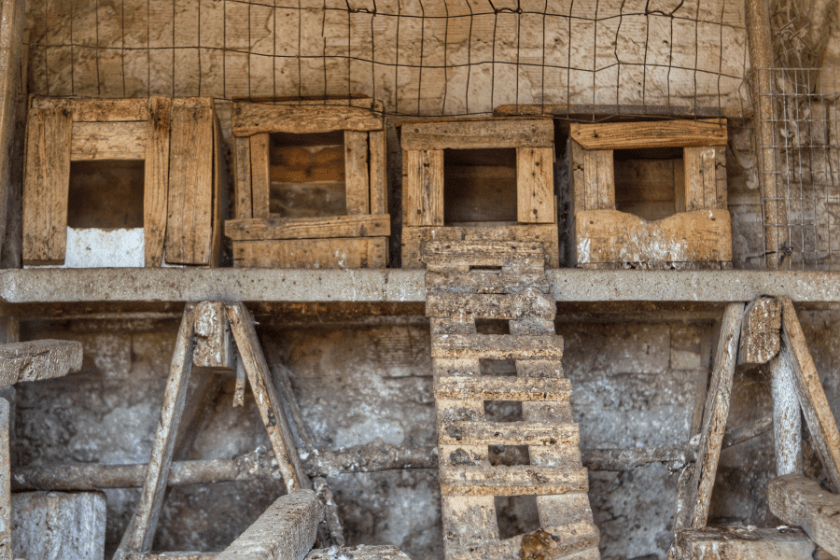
[757,66,840,270]
[25,0,752,120]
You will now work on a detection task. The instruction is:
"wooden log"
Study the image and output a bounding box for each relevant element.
[679,303,744,530]
[231,238,388,269]
[164,99,214,265]
[439,465,588,496]
[439,421,578,447]
[226,303,309,492]
[232,104,382,137]
[192,302,234,371]
[769,474,840,558]
[739,297,782,365]
[144,97,171,267]
[306,545,411,560]
[426,291,555,322]
[445,520,599,560]
[216,490,322,560]
[0,398,9,560]
[771,353,803,476]
[400,118,554,150]
[249,133,270,220]
[368,131,388,215]
[234,137,253,219]
[672,527,814,560]
[0,340,82,386]
[31,97,150,121]
[516,147,555,224]
[570,120,728,150]
[344,130,369,215]
[434,376,571,402]
[70,121,147,161]
[403,149,444,226]
[225,214,390,241]
[114,304,196,558]
[22,107,72,265]
[780,297,840,491]
[573,209,732,266]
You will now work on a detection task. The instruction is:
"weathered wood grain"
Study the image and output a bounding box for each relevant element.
[684,146,726,211]
[432,333,563,360]
[768,474,840,558]
[425,271,550,295]
[22,107,72,265]
[517,147,555,224]
[306,545,411,560]
[404,149,444,226]
[192,302,234,371]
[249,133,270,220]
[570,120,728,150]
[439,465,588,496]
[0,398,10,560]
[234,137,253,219]
[583,149,615,211]
[0,340,82,386]
[672,527,814,560]
[225,214,390,241]
[344,130,370,215]
[439,421,578,447]
[368,131,388,215]
[232,103,383,137]
[445,521,600,560]
[31,97,150,121]
[231,238,388,269]
[144,96,171,267]
[400,118,554,150]
[770,353,803,476]
[434,376,571,401]
[739,297,782,365]
[70,121,147,161]
[426,291,555,321]
[421,240,548,270]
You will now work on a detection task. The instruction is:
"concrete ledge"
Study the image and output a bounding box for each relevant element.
[1,269,840,304]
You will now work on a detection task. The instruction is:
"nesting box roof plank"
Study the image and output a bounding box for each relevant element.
[570,119,728,150]
[231,103,383,137]
[400,118,554,150]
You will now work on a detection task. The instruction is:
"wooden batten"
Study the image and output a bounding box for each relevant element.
[144,97,172,267]
[22,107,73,265]
[369,130,388,215]
[249,133,271,219]
[400,118,554,150]
[516,147,555,224]
[345,130,370,214]
[233,137,252,219]
[570,119,728,150]
[232,238,388,269]
[404,149,444,227]
[685,146,727,211]
[583,148,614,211]
[225,214,390,241]
[164,98,215,266]
[31,97,151,122]
[231,103,383,137]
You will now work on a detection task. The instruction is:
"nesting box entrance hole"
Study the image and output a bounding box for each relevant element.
[269,131,347,218]
[67,161,145,229]
[443,148,518,225]
[613,147,685,222]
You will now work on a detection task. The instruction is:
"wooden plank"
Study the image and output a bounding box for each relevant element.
[404,149,444,226]
[517,147,555,224]
[434,376,571,401]
[426,291,555,321]
[432,333,563,360]
[672,528,814,560]
[769,473,840,558]
[307,545,411,560]
[31,97,150,121]
[210,108,225,268]
[226,303,310,492]
[115,304,196,556]
[215,490,321,560]
[581,148,615,212]
[165,98,214,265]
[249,133,270,219]
[0,340,82,386]
[232,103,383,137]
[446,520,600,560]
[421,240,547,269]
[739,297,782,366]
[144,97,171,267]
[574,209,733,266]
[232,238,388,269]
[715,146,727,210]
[225,214,390,241]
[234,137,252,219]
[368,131,388,215]
[439,465,588,496]
[680,303,744,530]
[570,119,728,150]
[192,302,234,371]
[22,107,72,265]
[771,354,803,475]
[684,146,720,212]
[70,121,147,161]
[425,271,550,295]
[400,118,554,150]
[569,140,587,214]
[0,398,10,560]
[402,224,560,269]
[780,297,840,491]
[439,421,578,447]
[344,130,370,215]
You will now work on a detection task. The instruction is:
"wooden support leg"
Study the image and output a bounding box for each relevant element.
[676,303,744,530]
[770,353,803,476]
[114,304,197,559]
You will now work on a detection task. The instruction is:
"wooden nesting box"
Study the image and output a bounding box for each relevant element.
[22,97,225,268]
[568,119,732,269]
[400,117,560,268]
[225,99,389,268]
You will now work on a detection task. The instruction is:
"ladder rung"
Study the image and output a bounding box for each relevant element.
[435,376,572,401]
[426,271,550,295]
[439,465,589,496]
[439,421,579,447]
[426,292,555,321]
[432,334,563,360]
[446,520,600,560]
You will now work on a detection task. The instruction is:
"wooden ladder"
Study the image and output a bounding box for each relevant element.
[422,240,600,560]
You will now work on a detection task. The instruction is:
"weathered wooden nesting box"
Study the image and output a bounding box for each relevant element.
[568,119,732,269]
[399,117,559,268]
[22,97,225,268]
[225,99,389,268]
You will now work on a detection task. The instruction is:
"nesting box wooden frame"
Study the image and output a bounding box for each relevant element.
[225,99,390,268]
[400,117,560,268]
[22,96,225,267]
[568,119,732,269]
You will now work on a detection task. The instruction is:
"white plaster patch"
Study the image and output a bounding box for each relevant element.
[65,228,144,268]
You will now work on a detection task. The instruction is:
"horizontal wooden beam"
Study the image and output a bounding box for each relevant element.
[224,214,391,241]
[769,473,840,558]
[570,119,727,150]
[232,103,382,136]
[400,118,554,150]
[0,340,82,386]
[31,97,150,122]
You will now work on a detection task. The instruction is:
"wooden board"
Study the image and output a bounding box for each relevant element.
[403,224,561,269]
[570,119,728,150]
[573,209,732,266]
[70,121,147,161]
[400,118,554,150]
[368,131,388,215]
[211,109,225,269]
[517,147,555,224]
[225,214,390,241]
[739,297,781,366]
[144,97,171,267]
[31,97,150,122]
[0,339,82,386]
[232,103,383,137]
[768,474,840,558]
[232,237,388,269]
[403,149,444,226]
[583,148,615,211]
[672,528,814,560]
[685,146,726,211]
[164,98,214,265]
[234,137,252,219]
[249,133,270,219]
[344,130,370,214]
[22,107,73,265]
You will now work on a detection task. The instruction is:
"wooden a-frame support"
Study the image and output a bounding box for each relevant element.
[114,302,313,560]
